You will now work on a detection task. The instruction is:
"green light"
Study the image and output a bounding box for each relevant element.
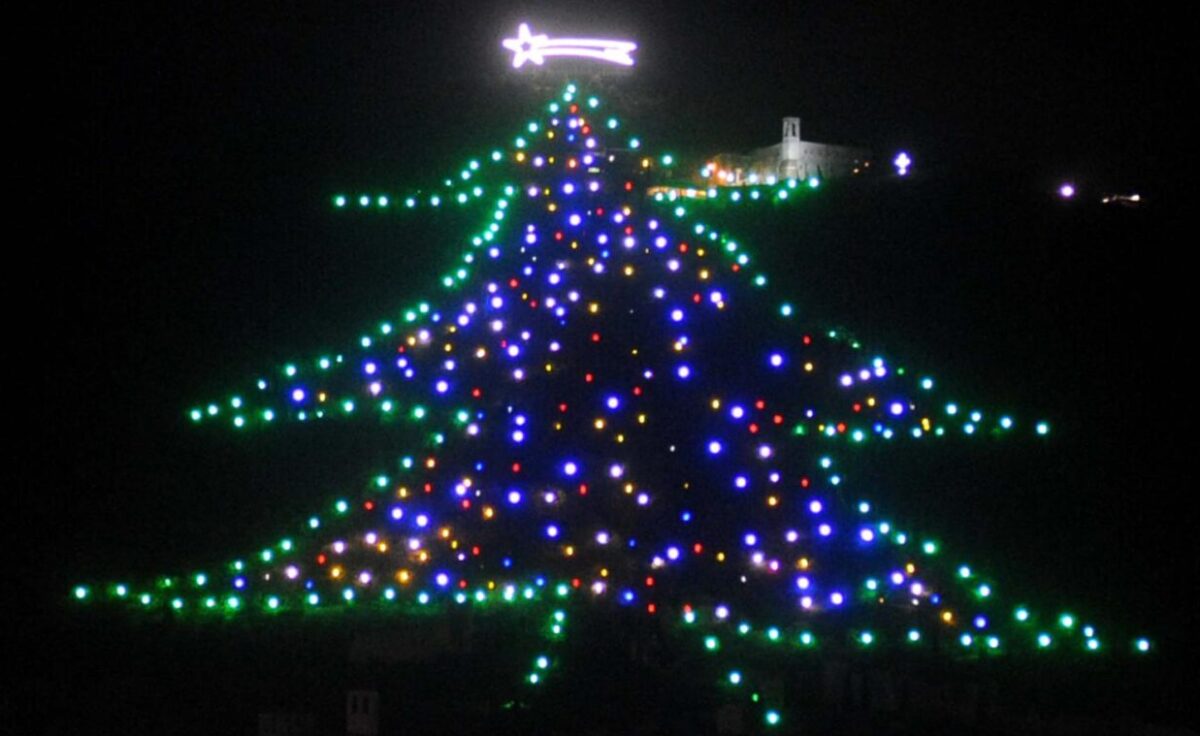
[171,598,184,610]
[204,597,216,609]
[1059,613,1075,629]
[661,154,674,166]
[1015,606,1030,622]
[1036,421,1050,435]
[765,710,780,726]
[343,589,355,602]
[358,195,369,207]
[226,596,240,610]
[334,195,346,207]
[1135,638,1151,653]
[728,671,742,685]
[115,584,128,597]
[923,541,938,554]
[139,593,152,606]
[859,631,874,646]
[799,631,814,647]
[189,409,202,422]
[959,633,973,647]
[535,655,549,669]
[704,635,720,651]
[986,636,1000,649]
[528,673,540,685]
[73,585,89,600]
[335,500,349,514]
[1086,638,1100,651]
[267,596,280,610]
[417,592,430,605]
[958,565,972,578]
[1037,633,1052,648]
[907,629,921,642]
[194,573,207,587]
[766,627,781,642]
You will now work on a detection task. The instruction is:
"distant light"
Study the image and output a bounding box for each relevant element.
[893,152,911,176]
[1058,183,1076,199]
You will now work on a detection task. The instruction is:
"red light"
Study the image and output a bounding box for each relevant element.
[749,423,759,434]
[364,501,374,511]
[645,576,655,587]
[512,462,521,474]
[647,603,657,614]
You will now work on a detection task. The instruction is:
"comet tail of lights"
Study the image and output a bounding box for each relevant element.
[503,23,637,69]
[74,80,1154,727]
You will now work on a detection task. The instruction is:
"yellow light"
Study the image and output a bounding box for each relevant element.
[600,568,609,577]
[440,527,451,539]
[588,302,599,314]
[377,542,389,552]
[716,552,726,562]
[397,570,411,584]
[475,347,487,358]
[906,563,916,574]
[767,495,779,507]
[697,248,706,257]
[330,566,343,579]
[804,362,814,372]
[418,551,429,562]
[443,343,453,352]
[564,546,575,557]
[616,434,625,443]
[921,417,931,431]
[623,483,634,494]
[942,611,954,624]
[594,418,606,430]
[711,398,721,409]
[798,558,810,569]
[515,152,526,162]
[482,506,495,519]
[545,363,554,372]
[398,487,409,499]
[637,414,646,424]
[425,458,436,469]
[318,392,327,403]
[623,265,635,276]
[548,203,557,212]
[487,580,496,590]
[699,269,710,280]
[867,397,876,407]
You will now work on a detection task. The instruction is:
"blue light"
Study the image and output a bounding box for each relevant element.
[769,353,784,368]
[708,440,723,455]
[291,388,305,403]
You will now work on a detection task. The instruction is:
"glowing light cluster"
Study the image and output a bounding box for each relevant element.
[77,82,1151,727]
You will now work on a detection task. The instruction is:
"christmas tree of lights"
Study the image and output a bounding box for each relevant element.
[73,82,1152,727]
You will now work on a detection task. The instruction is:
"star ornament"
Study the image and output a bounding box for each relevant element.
[503,23,637,69]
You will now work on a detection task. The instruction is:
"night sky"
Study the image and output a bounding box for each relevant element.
[18,1,1193,731]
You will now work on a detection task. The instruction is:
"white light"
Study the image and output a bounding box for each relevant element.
[503,23,637,68]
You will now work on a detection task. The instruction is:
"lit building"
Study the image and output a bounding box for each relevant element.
[703,117,871,185]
